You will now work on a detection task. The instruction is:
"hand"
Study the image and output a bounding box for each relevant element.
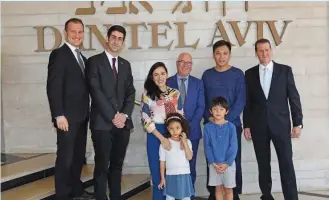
[161,137,172,150]
[218,164,228,173]
[112,118,125,128]
[158,179,165,189]
[212,163,221,174]
[112,113,126,128]
[180,132,187,140]
[180,132,188,149]
[244,128,252,140]
[116,113,127,124]
[56,116,69,132]
[291,127,301,138]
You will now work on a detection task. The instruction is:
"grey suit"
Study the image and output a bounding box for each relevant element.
[86,51,136,200]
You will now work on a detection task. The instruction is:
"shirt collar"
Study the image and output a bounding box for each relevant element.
[177,74,189,81]
[259,61,274,72]
[105,50,118,62]
[65,42,79,53]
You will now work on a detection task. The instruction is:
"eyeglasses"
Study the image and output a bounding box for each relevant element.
[177,60,192,66]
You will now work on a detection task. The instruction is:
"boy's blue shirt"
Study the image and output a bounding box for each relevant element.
[203,121,238,166]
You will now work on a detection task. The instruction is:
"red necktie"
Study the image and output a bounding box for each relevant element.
[112,57,118,79]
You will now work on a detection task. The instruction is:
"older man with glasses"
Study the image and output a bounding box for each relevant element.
[167,52,205,200]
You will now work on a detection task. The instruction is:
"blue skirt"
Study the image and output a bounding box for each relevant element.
[163,174,194,199]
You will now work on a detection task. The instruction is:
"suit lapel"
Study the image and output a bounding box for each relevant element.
[185,77,193,104]
[63,43,85,76]
[172,74,179,89]
[117,57,125,90]
[268,61,281,99]
[102,52,116,85]
[255,65,267,100]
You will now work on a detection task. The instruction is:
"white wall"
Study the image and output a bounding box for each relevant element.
[1,1,329,195]
[0,1,4,152]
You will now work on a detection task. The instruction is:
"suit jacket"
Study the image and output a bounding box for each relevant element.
[243,61,303,136]
[86,52,136,131]
[46,43,89,124]
[167,74,205,140]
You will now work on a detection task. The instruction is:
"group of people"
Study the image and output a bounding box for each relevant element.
[46,18,303,200]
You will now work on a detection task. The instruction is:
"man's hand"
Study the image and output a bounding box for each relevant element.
[244,128,252,140]
[291,127,301,138]
[112,113,127,128]
[56,116,69,132]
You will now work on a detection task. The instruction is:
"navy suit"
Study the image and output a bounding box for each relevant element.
[167,74,205,189]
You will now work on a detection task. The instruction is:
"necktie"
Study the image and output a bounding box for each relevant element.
[263,67,269,99]
[180,78,187,106]
[112,57,118,79]
[75,49,85,76]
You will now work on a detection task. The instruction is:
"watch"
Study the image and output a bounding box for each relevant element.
[124,114,129,119]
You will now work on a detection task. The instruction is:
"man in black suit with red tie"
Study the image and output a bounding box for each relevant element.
[243,38,303,200]
[46,18,92,200]
[86,25,136,200]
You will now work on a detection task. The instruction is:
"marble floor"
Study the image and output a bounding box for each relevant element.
[1,153,47,166]
[129,188,329,200]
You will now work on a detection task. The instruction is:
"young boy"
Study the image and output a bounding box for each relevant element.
[204,97,238,200]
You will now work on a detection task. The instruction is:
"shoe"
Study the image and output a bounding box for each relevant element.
[73,191,95,200]
[260,194,275,200]
[208,195,216,200]
[234,195,240,200]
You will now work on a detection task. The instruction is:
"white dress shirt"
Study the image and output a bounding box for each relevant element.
[105,50,118,72]
[259,61,273,99]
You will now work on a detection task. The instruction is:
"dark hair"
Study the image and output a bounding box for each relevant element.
[107,25,126,41]
[213,40,231,53]
[65,18,84,31]
[144,62,168,100]
[255,38,271,52]
[165,112,190,138]
[210,97,229,111]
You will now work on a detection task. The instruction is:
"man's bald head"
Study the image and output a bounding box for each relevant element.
[176,52,192,77]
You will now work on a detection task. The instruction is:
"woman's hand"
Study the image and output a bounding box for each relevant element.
[161,137,172,150]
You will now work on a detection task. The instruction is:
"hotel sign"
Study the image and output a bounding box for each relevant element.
[34,1,292,52]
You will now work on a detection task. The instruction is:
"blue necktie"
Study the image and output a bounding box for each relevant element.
[180,78,187,106]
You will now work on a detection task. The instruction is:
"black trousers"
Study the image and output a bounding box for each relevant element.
[55,120,88,200]
[92,128,130,200]
[252,125,298,200]
[207,125,242,199]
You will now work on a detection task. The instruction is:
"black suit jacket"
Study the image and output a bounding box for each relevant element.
[46,43,89,124]
[86,52,136,131]
[243,61,303,135]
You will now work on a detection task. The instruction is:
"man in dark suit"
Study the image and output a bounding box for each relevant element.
[46,18,92,200]
[243,38,303,200]
[167,52,205,199]
[86,25,135,200]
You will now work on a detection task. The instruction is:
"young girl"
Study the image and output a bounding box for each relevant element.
[158,113,195,200]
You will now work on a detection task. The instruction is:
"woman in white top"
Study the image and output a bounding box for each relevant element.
[158,113,194,200]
